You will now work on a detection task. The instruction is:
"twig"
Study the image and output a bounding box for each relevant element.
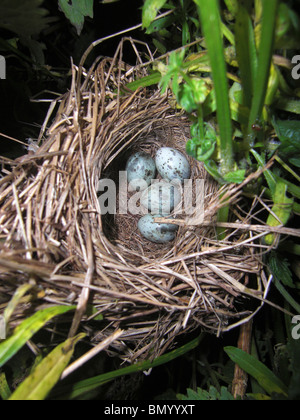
[232,320,253,399]
[61,329,124,380]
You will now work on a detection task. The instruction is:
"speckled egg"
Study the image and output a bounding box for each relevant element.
[126,152,156,191]
[140,181,181,214]
[138,214,178,244]
[155,147,190,182]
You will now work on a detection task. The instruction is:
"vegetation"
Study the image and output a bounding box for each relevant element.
[0,0,300,400]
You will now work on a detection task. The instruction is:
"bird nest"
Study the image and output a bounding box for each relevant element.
[0,43,272,362]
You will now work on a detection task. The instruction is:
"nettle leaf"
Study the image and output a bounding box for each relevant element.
[272,118,300,165]
[186,138,216,161]
[269,252,295,288]
[289,157,300,168]
[142,0,168,29]
[187,123,217,162]
[0,0,53,37]
[178,83,198,113]
[223,169,246,184]
[58,0,94,35]
[178,386,234,401]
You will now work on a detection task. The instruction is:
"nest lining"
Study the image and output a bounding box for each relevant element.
[0,53,269,362]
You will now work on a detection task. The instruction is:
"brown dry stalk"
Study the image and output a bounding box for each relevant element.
[232,320,253,399]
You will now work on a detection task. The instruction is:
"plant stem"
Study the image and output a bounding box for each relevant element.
[197,106,205,140]
[195,0,233,175]
[246,0,279,142]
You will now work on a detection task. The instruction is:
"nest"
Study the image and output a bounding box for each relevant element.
[0,42,271,362]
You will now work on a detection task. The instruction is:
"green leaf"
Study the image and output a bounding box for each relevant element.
[275,3,300,49]
[3,284,34,325]
[0,305,75,368]
[9,334,85,401]
[275,176,300,200]
[0,0,53,36]
[125,72,162,91]
[224,0,239,16]
[0,372,11,400]
[235,0,257,110]
[273,275,300,314]
[275,98,300,115]
[58,0,94,35]
[177,83,198,113]
[250,149,277,197]
[204,160,227,185]
[269,252,295,289]
[223,169,246,184]
[186,137,216,162]
[187,123,217,162]
[289,157,300,168]
[145,14,174,34]
[265,181,293,245]
[224,346,288,397]
[142,0,168,29]
[272,118,300,163]
[247,0,279,137]
[178,385,235,400]
[85,305,104,322]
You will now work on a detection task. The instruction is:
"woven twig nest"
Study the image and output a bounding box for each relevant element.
[0,44,269,362]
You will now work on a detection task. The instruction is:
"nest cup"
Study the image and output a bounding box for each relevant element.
[0,43,267,362]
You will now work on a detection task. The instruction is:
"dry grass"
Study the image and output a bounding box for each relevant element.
[0,40,291,362]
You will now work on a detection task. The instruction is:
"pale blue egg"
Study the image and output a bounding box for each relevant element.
[140,180,181,214]
[126,152,156,191]
[138,214,178,243]
[155,147,190,182]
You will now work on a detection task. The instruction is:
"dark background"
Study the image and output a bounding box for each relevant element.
[0,0,146,157]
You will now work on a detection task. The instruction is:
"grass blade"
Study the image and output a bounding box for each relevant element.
[235,0,257,110]
[3,284,34,325]
[9,333,85,401]
[194,0,233,174]
[247,0,279,136]
[0,372,11,400]
[250,149,276,196]
[0,305,75,368]
[224,346,288,397]
[57,333,205,399]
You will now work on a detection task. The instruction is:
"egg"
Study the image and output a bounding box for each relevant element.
[155,147,190,182]
[126,152,156,191]
[140,180,182,214]
[138,214,178,243]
